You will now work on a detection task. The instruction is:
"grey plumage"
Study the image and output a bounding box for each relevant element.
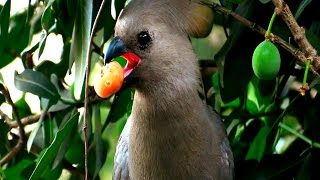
[110,0,234,179]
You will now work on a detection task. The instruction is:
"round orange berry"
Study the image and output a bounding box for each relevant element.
[94,61,124,98]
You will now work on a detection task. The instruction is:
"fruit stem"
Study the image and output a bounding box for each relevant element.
[303,59,311,85]
[266,11,277,38]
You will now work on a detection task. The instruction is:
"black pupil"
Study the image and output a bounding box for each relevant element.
[138,31,151,46]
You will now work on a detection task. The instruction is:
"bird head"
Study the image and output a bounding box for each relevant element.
[104,0,213,92]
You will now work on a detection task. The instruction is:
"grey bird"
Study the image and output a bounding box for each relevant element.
[103,0,234,179]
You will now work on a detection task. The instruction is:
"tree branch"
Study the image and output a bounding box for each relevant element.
[6,114,41,128]
[272,0,320,70]
[83,0,108,179]
[0,85,26,166]
[204,2,319,76]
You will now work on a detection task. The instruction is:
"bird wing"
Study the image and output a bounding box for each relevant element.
[113,117,132,180]
[208,107,234,179]
[221,136,234,178]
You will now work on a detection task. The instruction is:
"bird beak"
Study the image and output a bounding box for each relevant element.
[104,36,141,78]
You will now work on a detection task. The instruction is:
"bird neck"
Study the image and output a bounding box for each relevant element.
[131,78,205,126]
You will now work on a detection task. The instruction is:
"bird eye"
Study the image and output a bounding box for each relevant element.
[137,31,151,50]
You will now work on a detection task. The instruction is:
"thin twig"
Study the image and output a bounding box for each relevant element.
[83,0,108,179]
[205,2,319,76]
[272,0,320,70]
[0,85,26,166]
[5,114,41,128]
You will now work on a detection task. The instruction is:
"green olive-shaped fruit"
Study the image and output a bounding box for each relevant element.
[252,40,281,80]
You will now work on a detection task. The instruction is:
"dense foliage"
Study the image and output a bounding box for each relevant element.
[0,0,319,179]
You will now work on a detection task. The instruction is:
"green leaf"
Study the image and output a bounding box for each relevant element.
[64,134,84,165]
[69,0,92,100]
[296,152,312,180]
[0,73,4,85]
[41,0,55,31]
[216,0,259,103]
[0,166,4,180]
[106,89,133,124]
[43,113,54,146]
[227,0,245,4]
[4,159,35,179]
[0,120,9,156]
[294,0,312,20]
[52,109,76,168]
[50,74,75,105]
[0,0,11,51]
[40,163,63,180]
[21,42,39,68]
[29,111,79,180]
[38,31,48,60]
[93,104,103,178]
[26,98,55,152]
[0,93,5,105]
[53,0,76,38]
[14,95,32,119]
[1,8,32,68]
[246,76,276,115]
[259,0,271,4]
[245,125,271,161]
[14,69,59,99]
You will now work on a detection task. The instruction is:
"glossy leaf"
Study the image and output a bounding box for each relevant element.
[106,89,133,124]
[52,108,76,168]
[0,93,5,105]
[69,0,92,100]
[0,120,9,156]
[21,42,39,68]
[0,73,4,85]
[40,163,63,180]
[4,159,35,179]
[1,7,32,68]
[93,104,103,179]
[38,31,48,60]
[0,0,10,51]
[14,95,32,119]
[294,0,312,20]
[14,69,59,100]
[52,0,76,38]
[50,74,75,105]
[0,166,4,180]
[246,76,276,115]
[259,0,271,4]
[64,134,84,165]
[245,125,271,161]
[41,0,55,31]
[29,111,79,180]
[296,152,312,180]
[26,98,55,152]
[43,113,54,147]
[216,0,261,102]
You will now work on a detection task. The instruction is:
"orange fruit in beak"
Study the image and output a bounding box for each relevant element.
[94,61,124,98]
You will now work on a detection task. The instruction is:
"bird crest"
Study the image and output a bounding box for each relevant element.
[118,0,213,37]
